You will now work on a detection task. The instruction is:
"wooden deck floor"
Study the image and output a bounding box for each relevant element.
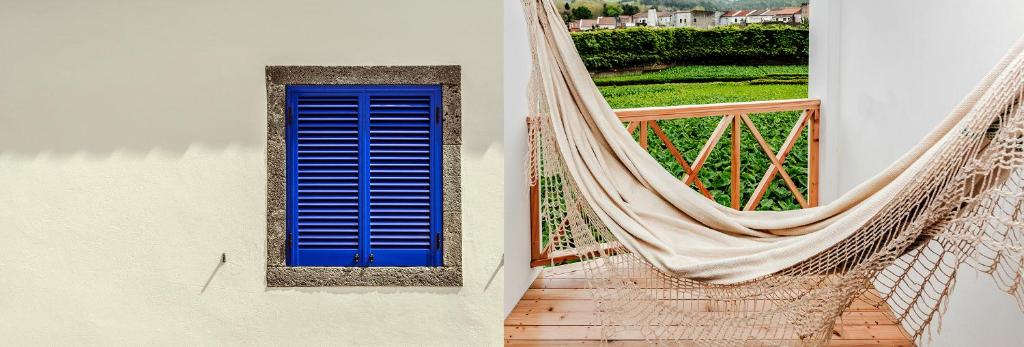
[505,263,914,346]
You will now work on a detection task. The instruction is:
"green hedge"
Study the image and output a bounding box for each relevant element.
[572,25,809,71]
[592,65,808,86]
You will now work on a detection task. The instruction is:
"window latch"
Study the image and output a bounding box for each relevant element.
[368,253,375,264]
[353,253,360,263]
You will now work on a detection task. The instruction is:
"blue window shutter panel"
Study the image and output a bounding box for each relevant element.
[287,85,442,267]
[367,88,442,267]
[287,88,362,266]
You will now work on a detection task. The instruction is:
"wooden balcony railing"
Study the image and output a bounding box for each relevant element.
[530,98,821,267]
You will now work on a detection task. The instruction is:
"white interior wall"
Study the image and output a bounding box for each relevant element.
[0,0,504,345]
[814,0,1024,345]
[504,0,542,317]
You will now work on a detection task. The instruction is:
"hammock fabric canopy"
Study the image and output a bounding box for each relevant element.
[524,0,1024,344]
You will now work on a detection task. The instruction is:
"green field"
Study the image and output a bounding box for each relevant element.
[598,78,810,211]
[593,65,808,87]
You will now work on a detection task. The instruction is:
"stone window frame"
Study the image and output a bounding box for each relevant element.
[265,66,462,287]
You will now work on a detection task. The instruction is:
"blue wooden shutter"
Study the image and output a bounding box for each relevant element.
[367,88,442,266]
[287,88,362,266]
[287,85,441,267]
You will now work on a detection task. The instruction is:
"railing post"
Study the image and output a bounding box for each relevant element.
[527,118,543,263]
[529,177,541,261]
[731,115,742,209]
[808,108,820,207]
[639,121,649,149]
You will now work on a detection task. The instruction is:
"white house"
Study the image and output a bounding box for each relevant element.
[633,11,650,26]
[656,11,673,27]
[670,9,716,29]
[768,7,803,23]
[720,9,755,25]
[595,16,616,29]
[746,9,774,23]
[617,15,635,28]
[643,8,659,26]
[578,18,597,31]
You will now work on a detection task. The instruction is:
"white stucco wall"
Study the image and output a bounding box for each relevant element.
[0,0,504,345]
[503,0,541,318]
[813,0,1024,345]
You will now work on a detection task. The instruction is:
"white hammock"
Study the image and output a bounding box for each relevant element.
[524,0,1024,344]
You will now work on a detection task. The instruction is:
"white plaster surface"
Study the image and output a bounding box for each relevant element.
[814,0,1024,345]
[0,0,504,345]
[503,0,541,318]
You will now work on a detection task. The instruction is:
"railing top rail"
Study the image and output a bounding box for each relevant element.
[615,98,820,122]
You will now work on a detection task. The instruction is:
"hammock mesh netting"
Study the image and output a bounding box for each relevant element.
[523,0,1024,345]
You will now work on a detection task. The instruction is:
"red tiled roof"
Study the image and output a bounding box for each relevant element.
[597,16,616,25]
[769,7,802,15]
[728,10,757,17]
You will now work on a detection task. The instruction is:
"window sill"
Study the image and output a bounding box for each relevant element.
[266,266,462,287]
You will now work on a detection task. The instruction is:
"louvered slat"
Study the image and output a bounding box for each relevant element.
[288,92,361,266]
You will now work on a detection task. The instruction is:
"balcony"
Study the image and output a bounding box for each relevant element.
[510,99,914,346]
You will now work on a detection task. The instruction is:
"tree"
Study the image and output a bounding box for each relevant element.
[603,3,623,17]
[571,6,593,20]
[622,4,640,16]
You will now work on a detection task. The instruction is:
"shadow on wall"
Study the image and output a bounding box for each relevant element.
[0,60,269,155]
[0,2,500,157]
[0,75,496,157]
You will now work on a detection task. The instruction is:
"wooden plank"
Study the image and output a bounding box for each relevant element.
[505,324,907,341]
[531,277,888,297]
[740,114,808,208]
[537,261,591,276]
[513,291,892,313]
[648,122,713,199]
[731,114,742,209]
[686,115,733,185]
[506,310,900,327]
[511,298,893,315]
[616,99,822,122]
[515,290,891,310]
[744,111,809,211]
[531,244,623,268]
[506,341,656,346]
[506,340,913,347]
